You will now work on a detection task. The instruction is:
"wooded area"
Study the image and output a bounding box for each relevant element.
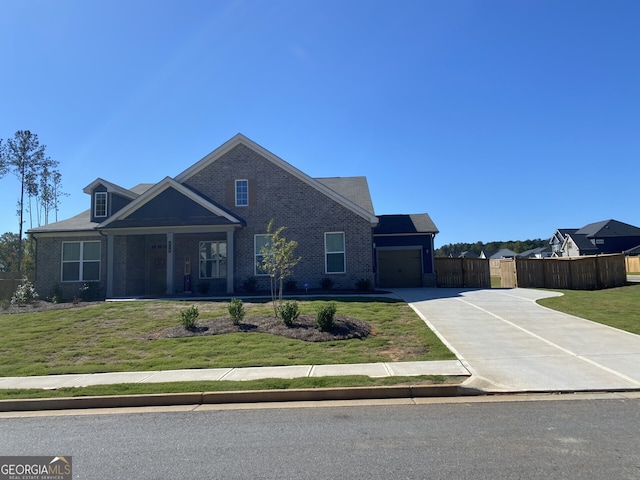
[435,239,548,257]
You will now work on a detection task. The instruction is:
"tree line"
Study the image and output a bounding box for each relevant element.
[435,239,549,258]
[0,130,66,272]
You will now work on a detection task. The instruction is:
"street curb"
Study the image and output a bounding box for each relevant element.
[0,384,476,412]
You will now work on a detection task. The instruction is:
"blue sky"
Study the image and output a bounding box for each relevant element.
[1,0,638,247]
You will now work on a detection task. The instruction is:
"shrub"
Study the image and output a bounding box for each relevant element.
[243,277,257,293]
[197,282,210,295]
[320,277,334,291]
[50,284,63,304]
[228,298,245,325]
[79,283,100,302]
[11,277,39,306]
[284,279,297,292]
[180,305,199,330]
[356,278,372,292]
[278,300,300,327]
[315,301,337,331]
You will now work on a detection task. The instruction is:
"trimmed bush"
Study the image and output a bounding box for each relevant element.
[284,279,297,292]
[180,305,199,330]
[228,298,245,325]
[356,278,372,292]
[316,301,337,331]
[278,300,300,327]
[320,277,334,291]
[243,277,257,293]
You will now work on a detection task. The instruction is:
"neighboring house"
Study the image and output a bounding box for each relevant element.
[479,249,517,259]
[28,134,438,298]
[549,228,578,257]
[625,245,640,256]
[553,219,640,257]
[448,251,479,259]
[517,246,552,259]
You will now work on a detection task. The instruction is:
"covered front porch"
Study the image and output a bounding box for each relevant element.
[103,226,240,298]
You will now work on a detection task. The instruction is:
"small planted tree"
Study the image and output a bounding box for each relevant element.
[258,220,301,318]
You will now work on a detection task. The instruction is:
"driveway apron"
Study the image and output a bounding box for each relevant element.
[398,288,640,393]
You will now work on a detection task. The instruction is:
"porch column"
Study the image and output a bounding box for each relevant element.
[106,234,114,298]
[166,232,174,295]
[226,229,234,294]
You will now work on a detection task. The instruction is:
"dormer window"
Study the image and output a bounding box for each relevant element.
[94,192,107,217]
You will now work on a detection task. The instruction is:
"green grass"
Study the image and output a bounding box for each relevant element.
[0,375,462,400]
[0,298,455,377]
[537,283,640,335]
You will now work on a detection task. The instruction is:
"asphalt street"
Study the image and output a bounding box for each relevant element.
[2,395,639,480]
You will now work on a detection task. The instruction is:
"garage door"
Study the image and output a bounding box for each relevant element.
[378,249,422,288]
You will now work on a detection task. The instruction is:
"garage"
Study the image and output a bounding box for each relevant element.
[373,214,438,288]
[377,248,423,288]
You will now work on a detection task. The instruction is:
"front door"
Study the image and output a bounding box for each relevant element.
[148,240,167,296]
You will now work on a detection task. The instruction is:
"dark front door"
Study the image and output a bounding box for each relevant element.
[147,239,167,296]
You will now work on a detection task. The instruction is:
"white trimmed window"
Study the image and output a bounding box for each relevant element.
[325,232,345,274]
[94,192,107,217]
[254,234,271,275]
[62,241,101,282]
[199,241,227,278]
[235,179,248,206]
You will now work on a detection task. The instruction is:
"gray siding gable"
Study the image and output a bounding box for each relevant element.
[103,187,239,229]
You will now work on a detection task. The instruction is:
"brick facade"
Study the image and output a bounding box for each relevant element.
[31,135,380,298]
[183,144,375,291]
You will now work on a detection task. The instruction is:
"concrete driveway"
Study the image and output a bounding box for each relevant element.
[397,288,640,393]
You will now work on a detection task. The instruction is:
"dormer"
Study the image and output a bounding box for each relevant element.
[83,178,140,223]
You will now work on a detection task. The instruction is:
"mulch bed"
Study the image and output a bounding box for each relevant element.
[151,314,372,342]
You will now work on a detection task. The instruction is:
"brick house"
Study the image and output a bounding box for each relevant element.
[29,134,437,299]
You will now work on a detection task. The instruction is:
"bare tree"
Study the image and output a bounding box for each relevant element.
[0,130,59,271]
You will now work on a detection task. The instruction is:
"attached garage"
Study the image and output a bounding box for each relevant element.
[377,248,423,288]
[373,214,439,288]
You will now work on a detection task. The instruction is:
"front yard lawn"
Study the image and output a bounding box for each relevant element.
[0,297,455,377]
[537,283,640,335]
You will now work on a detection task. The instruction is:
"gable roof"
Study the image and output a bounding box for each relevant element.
[481,249,517,259]
[563,233,599,254]
[28,209,97,234]
[576,219,640,238]
[373,214,438,235]
[98,177,244,229]
[82,178,139,200]
[174,133,378,225]
[518,246,552,258]
[315,177,375,215]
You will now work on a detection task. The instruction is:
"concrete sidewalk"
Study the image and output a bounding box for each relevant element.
[0,360,470,390]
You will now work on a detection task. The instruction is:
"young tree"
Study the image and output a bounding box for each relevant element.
[0,130,61,271]
[258,220,301,317]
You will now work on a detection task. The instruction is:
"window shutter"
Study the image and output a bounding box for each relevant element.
[249,179,257,206]
[226,180,234,206]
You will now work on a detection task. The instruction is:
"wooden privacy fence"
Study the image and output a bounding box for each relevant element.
[500,254,627,290]
[626,256,640,273]
[435,258,491,288]
[0,272,29,300]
